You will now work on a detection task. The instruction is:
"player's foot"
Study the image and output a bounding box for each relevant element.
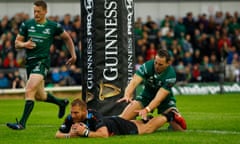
[172,111,187,130]
[58,99,69,118]
[6,119,25,130]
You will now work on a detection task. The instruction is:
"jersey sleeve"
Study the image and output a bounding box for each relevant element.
[18,22,28,38]
[54,23,64,36]
[162,68,176,91]
[58,115,73,133]
[135,60,153,79]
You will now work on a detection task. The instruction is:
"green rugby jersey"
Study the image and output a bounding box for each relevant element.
[19,19,64,61]
[136,59,176,95]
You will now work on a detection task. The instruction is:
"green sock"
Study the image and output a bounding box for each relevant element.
[45,93,63,106]
[19,100,34,127]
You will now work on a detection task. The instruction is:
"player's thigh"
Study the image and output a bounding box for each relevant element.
[120,100,143,120]
[35,79,47,101]
[25,74,44,97]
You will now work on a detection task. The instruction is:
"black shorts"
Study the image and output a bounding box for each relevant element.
[103,116,138,136]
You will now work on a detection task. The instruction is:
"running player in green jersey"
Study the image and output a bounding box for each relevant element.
[6,0,77,130]
[118,49,186,131]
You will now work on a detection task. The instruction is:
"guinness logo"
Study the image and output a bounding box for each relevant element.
[86,81,121,102]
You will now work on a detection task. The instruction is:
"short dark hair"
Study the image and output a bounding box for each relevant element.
[157,49,171,62]
[34,0,47,10]
[71,98,87,110]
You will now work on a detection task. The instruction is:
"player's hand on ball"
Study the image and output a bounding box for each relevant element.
[69,124,79,136]
[79,122,88,129]
[71,123,88,136]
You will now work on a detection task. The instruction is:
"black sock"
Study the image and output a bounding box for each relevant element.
[45,93,63,106]
[19,100,34,127]
[163,111,174,122]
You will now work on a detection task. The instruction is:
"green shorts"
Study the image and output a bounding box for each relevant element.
[135,90,176,114]
[26,58,49,79]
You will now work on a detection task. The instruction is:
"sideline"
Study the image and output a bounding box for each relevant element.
[0,86,82,94]
[1,123,239,135]
[187,129,240,135]
[0,86,82,99]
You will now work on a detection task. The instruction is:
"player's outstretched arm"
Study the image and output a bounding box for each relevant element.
[60,31,77,65]
[117,74,143,103]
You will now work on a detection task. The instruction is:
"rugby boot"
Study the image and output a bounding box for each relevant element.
[58,99,69,118]
[6,119,25,130]
[172,111,187,130]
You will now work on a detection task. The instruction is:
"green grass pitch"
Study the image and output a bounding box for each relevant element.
[1,93,240,144]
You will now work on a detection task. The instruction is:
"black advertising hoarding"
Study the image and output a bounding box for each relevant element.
[80,0,135,116]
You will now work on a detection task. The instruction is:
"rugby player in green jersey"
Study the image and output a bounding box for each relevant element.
[7,0,77,130]
[118,49,186,131]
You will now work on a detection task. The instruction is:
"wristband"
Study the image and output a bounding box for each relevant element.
[145,106,151,113]
[83,129,90,137]
[65,134,70,138]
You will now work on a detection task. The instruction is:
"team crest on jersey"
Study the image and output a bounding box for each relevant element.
[43,28,51,34]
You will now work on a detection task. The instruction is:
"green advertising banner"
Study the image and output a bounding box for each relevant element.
[137,83,240,95]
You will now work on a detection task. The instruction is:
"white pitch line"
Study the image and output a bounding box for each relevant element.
[187,129,240,135]
[0,124,56,128]
[2,124,240,135]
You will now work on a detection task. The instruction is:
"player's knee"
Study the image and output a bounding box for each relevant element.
[35,93,47,101]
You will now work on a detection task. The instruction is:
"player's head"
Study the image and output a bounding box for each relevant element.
[33,0,47,23]
[70,98,87,123]
[154,49,171,74]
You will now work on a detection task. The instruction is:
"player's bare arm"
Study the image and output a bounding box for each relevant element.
[86,126,109,138]
[15,35,36,49]
[118,74,143,103]
[56,125,109,138]
[138,88,169,120]
[60,31,77,65]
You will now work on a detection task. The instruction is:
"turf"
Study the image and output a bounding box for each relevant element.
[1,93,240,144]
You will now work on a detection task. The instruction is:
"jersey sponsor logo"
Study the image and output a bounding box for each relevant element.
[36,24,44,27]
[136,95,143,100]
[29,26,36,32]
[166,78,176,83]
